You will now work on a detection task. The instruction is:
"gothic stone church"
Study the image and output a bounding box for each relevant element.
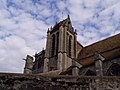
[24,16,120,76]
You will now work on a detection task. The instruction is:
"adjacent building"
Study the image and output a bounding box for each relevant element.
[24,15,120,76]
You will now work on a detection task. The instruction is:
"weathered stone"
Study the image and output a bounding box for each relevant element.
[0,73,120,90]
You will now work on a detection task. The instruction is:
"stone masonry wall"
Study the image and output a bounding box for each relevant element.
[0,73,120,90]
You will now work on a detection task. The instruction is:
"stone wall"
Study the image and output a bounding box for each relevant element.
[79,57,120,76]
[0,73,120,90]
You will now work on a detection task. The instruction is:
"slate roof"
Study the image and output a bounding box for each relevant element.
[77,33,120,66]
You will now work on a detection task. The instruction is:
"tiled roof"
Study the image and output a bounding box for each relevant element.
[77,33,120,66]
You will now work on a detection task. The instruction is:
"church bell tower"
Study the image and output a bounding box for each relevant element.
[44,15,77,72]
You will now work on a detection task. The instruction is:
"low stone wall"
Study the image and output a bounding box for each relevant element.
[0,73,120,90]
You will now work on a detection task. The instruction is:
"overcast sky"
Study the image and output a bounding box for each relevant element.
[0,0,120,73]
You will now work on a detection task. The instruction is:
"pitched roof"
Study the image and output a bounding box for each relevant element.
[51,15,74,33]
[77,33,120,66]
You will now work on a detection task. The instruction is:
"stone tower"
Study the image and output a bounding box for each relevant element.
[24,55,33,74]
[44,15,77,72]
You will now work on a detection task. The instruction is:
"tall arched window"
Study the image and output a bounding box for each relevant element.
[51,34,55,56]
[56,32,59,55]
[107,63,120,76]
[69,36,72,57]
[66,33,69,55]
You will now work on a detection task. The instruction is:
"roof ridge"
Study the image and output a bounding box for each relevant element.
[85,33,120,48]
[77,33,120,61]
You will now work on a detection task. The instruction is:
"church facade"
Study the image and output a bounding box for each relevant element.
[24,16,120,76]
